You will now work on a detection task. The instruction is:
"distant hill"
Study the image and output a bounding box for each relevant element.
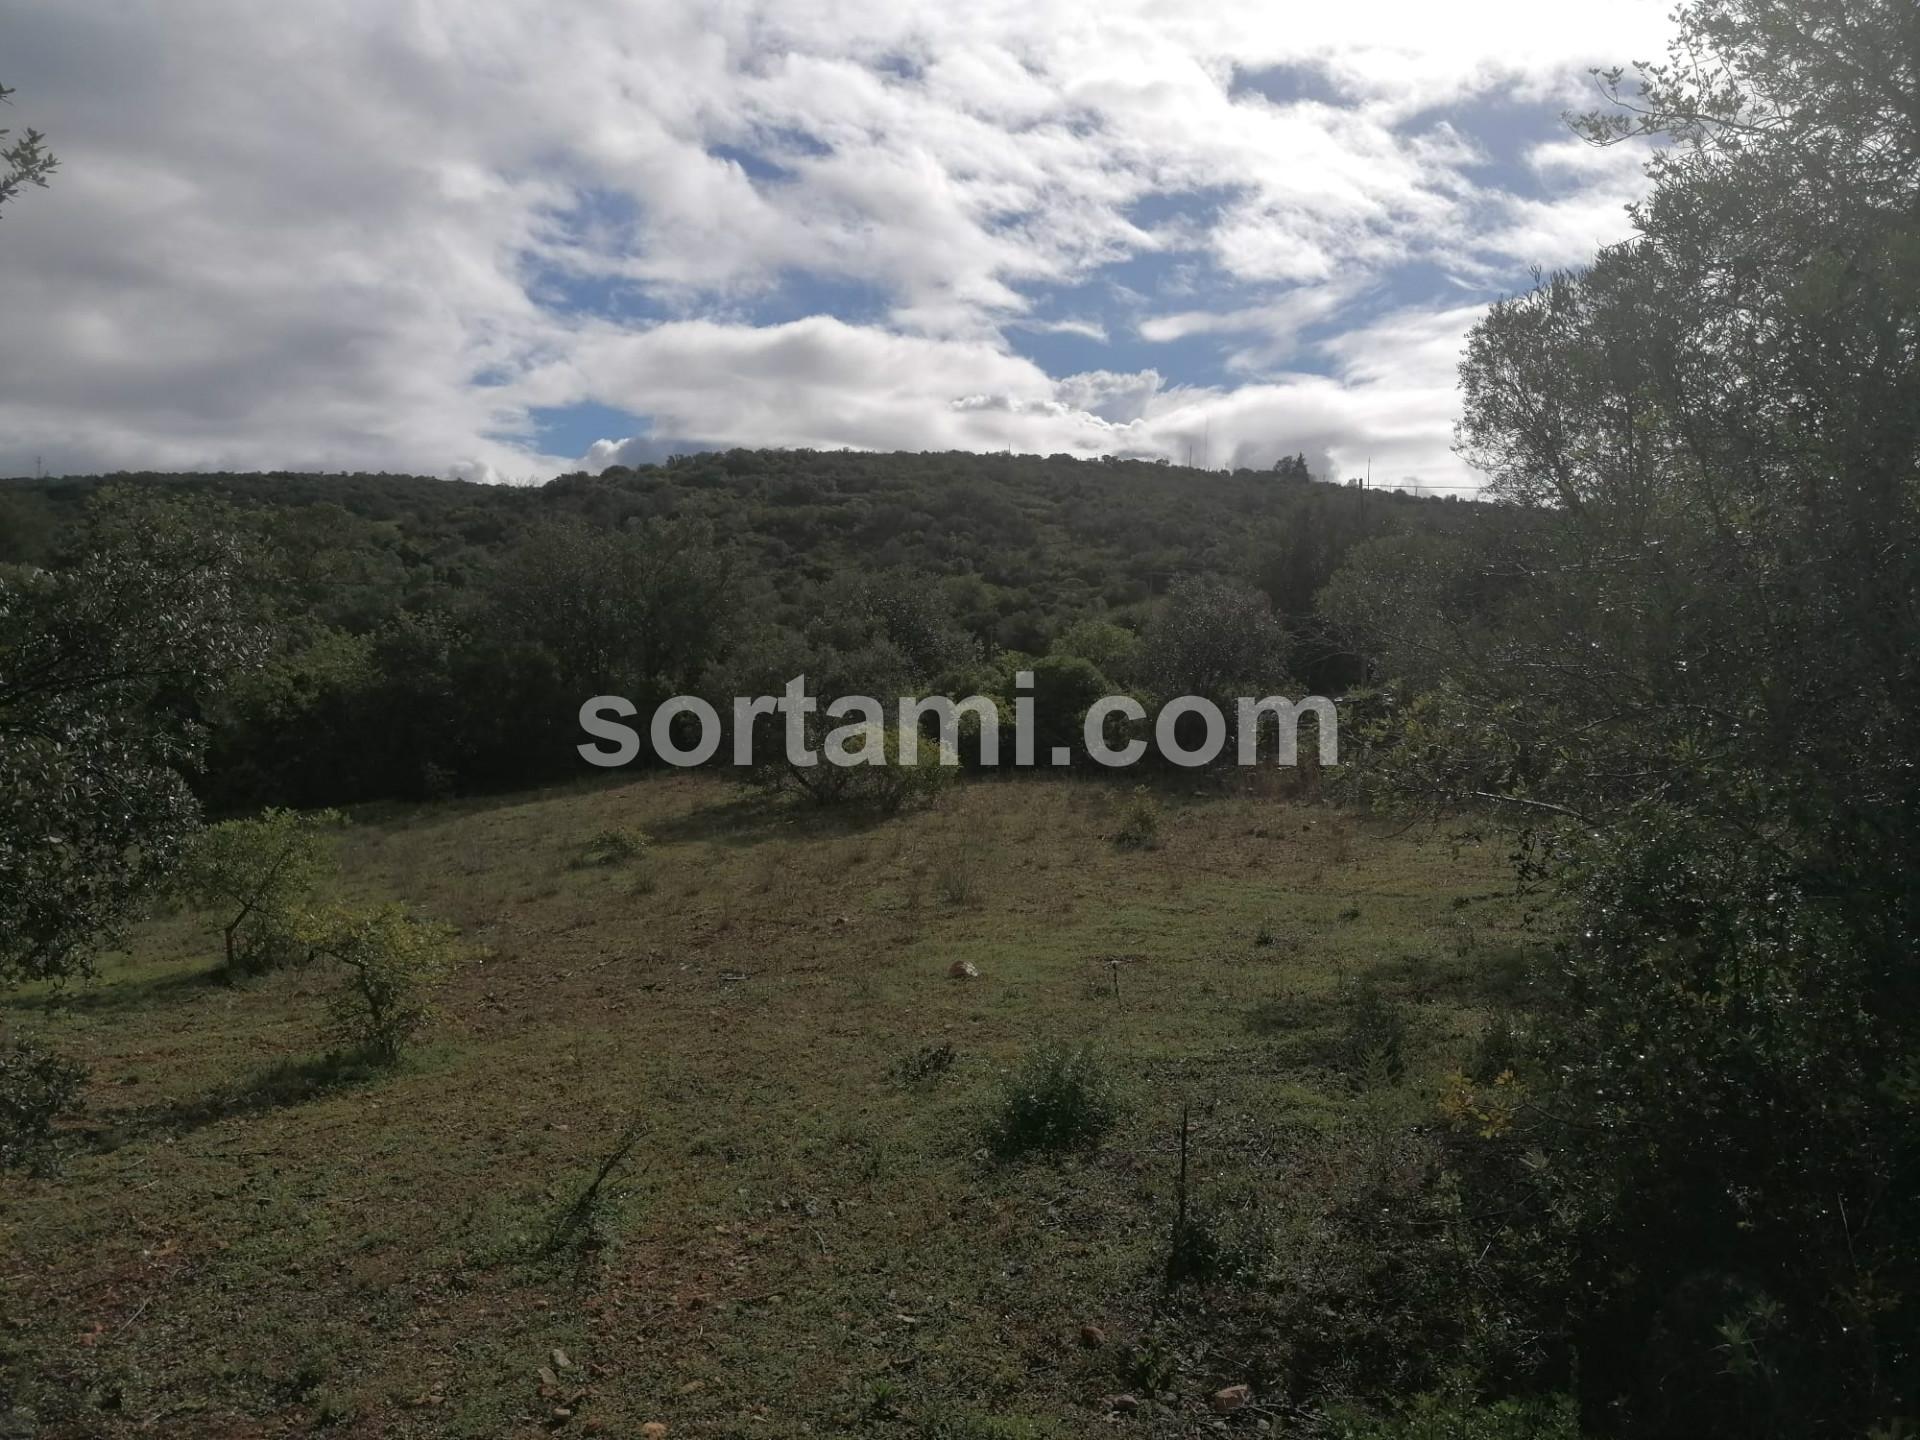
[0,449,1480,658]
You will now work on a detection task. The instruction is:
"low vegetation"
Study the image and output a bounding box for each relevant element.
[0,775,1536,1435]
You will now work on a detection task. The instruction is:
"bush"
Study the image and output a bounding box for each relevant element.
[177,807,340,975]
[987,1044,1119,1158]
[580,825,651,866]
[754,722,954,813]
[302,903,459,1064]
[1113,786,1160,849]
[0,1033,85,1174]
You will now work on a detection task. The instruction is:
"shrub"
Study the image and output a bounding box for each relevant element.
[753,722,954,813]
[895,1040,957,1083]
[302,903,459,1064]
[987,1045,1118,1158]
[0,1033,85,1174]
[935,845,982,906]
[580,825,651,866]
[1113,786,1160,849]
[177,807,340,975]
[1331,976,1410,1086]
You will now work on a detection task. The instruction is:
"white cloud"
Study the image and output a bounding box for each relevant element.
[0,0,1679,483]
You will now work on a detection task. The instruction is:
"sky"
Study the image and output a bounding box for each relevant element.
[0,1,1677,490]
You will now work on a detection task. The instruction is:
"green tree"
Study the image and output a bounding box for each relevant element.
[1340,0,1920,1430]
[0,491,263,985]
[1142,575,1288,705]
[303,904,459,1065]
[489,515,739,701]
[177,807,341,975]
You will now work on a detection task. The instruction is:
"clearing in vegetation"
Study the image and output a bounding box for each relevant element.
[2,773,1538,1438]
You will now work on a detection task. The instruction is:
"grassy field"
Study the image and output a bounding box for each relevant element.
[3,774,1541,1438]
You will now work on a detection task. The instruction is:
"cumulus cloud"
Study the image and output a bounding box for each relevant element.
[0,0,1678,484]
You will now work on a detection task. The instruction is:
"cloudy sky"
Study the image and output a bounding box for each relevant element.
[0,1,1674,488]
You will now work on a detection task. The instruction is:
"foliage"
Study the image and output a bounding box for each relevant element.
[0,1031,84,1174]
[177,807,341,974]
[579,825,651,867]
[488,515,739,701]
[1113,787,1161,850]
[1330,975,1410,1087]
[1141,574,1288,705]
[2,446,1436,810]
[1332,0,1920,1430]
[0,489,264,984]
[985,1044,1118,1159]
[303,904,459,1064]
[0,80,57,219]
[753,720,954,812]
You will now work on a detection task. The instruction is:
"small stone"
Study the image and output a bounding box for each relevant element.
[551,1347,573,1371]
[1110,1393,1139,1414]
[1079,1323,1106,1348]
[1212,1384,1252,1414]
[641,1425,669,1439]
[947,959,979,979]
[550,1407,572,1423]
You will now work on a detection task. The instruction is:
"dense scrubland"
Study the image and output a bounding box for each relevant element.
[6,0,1920,1436]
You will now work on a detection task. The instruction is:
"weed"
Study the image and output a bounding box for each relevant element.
[1332,976,1410,1086]
[895,1041,957,1083]
[986,1044,1119,1158]
[543,1120,645,1258]
[1113,787,1161,850]
[936,848,982,906]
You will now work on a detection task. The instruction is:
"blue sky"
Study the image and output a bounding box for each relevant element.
[0,0,1674,488]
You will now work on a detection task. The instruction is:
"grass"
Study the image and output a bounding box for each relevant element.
[4,772,1538,1437]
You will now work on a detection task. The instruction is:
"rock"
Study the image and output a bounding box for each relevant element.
[1079,1323,1106,1348]
[551,1347,573,1371]
[947,959,979,979]
[1110,1393,1139,1414]
[641,1425,669,1439]
[1212,1384,1252,1414]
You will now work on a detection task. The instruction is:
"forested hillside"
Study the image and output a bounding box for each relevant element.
[0,453,1467,810]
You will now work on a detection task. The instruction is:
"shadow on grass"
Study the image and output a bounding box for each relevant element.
[647,791,904,848]
[89,1048,387,1151]
[1362,944,1537,1008]
[5,962,220,1019]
